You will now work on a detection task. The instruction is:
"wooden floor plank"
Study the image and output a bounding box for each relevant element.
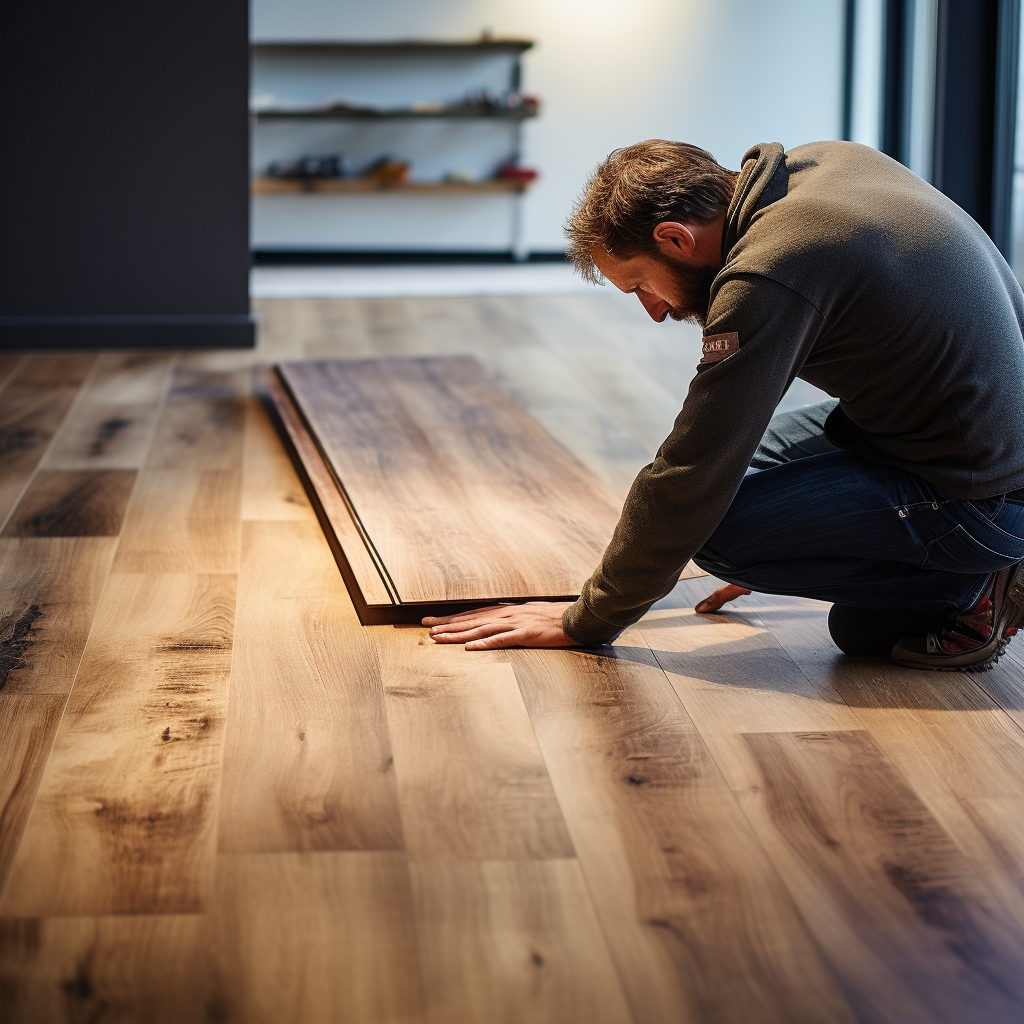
[255,296,375,360]
[0,386,80,528]
[511,639,857,1024]
[11,353,98,388]
[0,914,206,1024]
[280,357,621,604]
[265,371,393,609]
[218,520,402,854]
[209,851,424,1024]
[483,295,685,455]
[145,366,247,471]
[0,572,236,916]
[741,728,1024,1024]
[747,592,1024,924]
[241,397,315,521]
[1,469,136,538]
[478,345,652,500]
[0,537,117,696]
[0,694,66,894]
[41,351,175,470]
[410,859,633,1024]
[111,468,241,574]
[379,629,574,861]
[0,353,25,395]
[635,584,862,803]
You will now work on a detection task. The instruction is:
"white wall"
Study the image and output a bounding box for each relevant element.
[253,0,846,252]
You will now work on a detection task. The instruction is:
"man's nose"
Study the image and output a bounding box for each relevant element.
[636,290,670,322]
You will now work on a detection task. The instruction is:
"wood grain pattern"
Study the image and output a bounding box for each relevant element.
[266,372,393,608]
[380,629,574,861]
[0,572,235,916]
[747,592,1024,924]
[278,357,622,604]
[0,354,25,395]
[741,728,1024,1024]
[111,469,241,574]
[209,851,424,1024]
[410,859,633,1024]
[0,537,117,696]
[41,351,174,469]
[241,397,315,521]
[0,386,80,526]
[1,470,136,537]
[0,694,66,894]
[512,642,857,1024]
[0,914,205,1024]
[218,520,403,854]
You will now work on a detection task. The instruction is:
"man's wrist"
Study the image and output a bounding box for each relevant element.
[561,599,621,646]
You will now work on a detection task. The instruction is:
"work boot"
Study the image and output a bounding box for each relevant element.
[827,605,946,657]
[891,562,1024,672]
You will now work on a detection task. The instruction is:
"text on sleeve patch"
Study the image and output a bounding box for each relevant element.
[700,332,741,364]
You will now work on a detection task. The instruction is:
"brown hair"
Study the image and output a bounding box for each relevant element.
[565,140,738,284]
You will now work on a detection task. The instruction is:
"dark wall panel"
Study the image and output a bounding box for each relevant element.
[0,1,253,347]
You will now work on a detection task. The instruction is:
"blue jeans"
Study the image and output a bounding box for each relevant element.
[693,401,1024,615]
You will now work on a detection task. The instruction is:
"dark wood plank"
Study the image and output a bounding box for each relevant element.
[1,469,136,537]
[0,694,66,894]
[512,640,857,1024]
[742,728,1024,1024]
[278,356,622,605]
[0,386,80,526]
[0,572,236,916]
[0,914,206,1024]
[217,520,403,854]
[0,537,117,696]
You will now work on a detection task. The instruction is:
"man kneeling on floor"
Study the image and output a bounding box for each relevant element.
[425,139,1024,671]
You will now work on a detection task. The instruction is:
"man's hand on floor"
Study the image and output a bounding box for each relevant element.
[694,584,752,614]
[424,601,578,650]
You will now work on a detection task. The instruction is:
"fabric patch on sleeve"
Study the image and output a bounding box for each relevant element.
[699,331,741,365]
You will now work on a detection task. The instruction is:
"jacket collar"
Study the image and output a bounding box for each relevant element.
[721,142,786,263]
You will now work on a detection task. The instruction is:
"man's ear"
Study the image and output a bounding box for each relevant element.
[652,221,697,260]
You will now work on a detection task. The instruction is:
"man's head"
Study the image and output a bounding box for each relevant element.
[565,140,738,325]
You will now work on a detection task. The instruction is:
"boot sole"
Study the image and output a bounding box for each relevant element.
[891,562,1024,672]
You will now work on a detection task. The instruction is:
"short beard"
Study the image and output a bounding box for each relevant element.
[652,255,719,328]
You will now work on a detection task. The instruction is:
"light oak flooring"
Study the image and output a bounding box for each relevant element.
[2,293,1024,1023]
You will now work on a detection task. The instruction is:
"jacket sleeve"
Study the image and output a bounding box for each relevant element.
[562,274,825,645]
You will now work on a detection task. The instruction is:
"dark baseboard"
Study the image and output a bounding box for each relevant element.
[251,249,568,265]
[0,313,256,349]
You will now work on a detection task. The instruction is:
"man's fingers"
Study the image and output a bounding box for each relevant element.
[695,584,752,614]
[465,630,526,651]
[422,604,517,628]
[429,622,517,644]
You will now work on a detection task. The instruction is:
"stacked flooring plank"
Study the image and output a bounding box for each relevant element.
[270,355,636,622]
[3,299,1024,1023]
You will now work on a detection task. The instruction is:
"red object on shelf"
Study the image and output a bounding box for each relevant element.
[495,162,539,182]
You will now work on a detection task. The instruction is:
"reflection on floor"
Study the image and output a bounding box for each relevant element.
[2,292,1024,1023]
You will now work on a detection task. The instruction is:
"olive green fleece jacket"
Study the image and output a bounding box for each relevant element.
[562,140,1024,646]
